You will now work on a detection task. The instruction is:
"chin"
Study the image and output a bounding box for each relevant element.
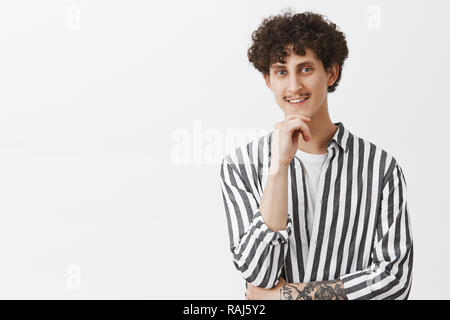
[284,111,310,118]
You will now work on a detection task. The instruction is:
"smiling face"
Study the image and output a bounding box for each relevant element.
[264,46,339,118]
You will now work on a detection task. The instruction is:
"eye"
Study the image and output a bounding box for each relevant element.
[301,67,312,73]
[276,69,286,75]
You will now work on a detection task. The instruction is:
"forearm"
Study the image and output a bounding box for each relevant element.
[280,279,348,300]
[258,163,290,232]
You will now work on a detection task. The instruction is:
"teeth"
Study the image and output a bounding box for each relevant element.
[288,96,308,103]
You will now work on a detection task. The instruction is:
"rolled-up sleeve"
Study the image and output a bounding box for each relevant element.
[339,163,414,299]
[220,156,292,289]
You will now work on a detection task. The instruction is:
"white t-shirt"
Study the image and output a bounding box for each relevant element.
[294,148,328,237]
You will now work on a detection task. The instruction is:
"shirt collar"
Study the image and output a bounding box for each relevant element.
[327,121,350,153]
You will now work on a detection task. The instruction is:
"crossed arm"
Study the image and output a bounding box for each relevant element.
[246,278,348,300]
[222,157,413,300]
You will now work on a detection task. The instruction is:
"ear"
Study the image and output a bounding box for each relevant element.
[327,63,339,87]
[264,74,272,90]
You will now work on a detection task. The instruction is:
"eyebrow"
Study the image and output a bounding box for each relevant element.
[271,61,316,68]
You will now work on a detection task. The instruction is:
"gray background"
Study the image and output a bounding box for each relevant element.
[0,0,448,299]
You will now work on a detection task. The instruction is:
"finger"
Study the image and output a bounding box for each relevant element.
[287,118,311,141]
[276,120,310,142]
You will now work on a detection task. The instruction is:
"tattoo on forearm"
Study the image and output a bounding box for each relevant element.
[280,279,348,300]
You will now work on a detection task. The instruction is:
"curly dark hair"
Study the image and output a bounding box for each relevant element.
[247,9,349,93]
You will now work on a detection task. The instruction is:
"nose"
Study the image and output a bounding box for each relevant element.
[287,73,303,94]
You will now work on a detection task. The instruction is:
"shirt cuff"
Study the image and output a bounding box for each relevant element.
[248,210,292,245]
[339,268,376,300]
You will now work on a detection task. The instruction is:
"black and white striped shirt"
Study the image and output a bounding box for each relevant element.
[219,122,413,300]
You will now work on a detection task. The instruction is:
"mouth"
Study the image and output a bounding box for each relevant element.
[285,95,310,107]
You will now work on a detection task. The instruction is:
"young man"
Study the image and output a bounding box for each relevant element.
[219,10,413,300]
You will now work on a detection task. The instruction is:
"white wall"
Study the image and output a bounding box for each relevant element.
[0,0,448,299]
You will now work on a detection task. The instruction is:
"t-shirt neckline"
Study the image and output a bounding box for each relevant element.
[295,148,328,161]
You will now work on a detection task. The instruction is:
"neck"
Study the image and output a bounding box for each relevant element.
[296,99,338,154]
